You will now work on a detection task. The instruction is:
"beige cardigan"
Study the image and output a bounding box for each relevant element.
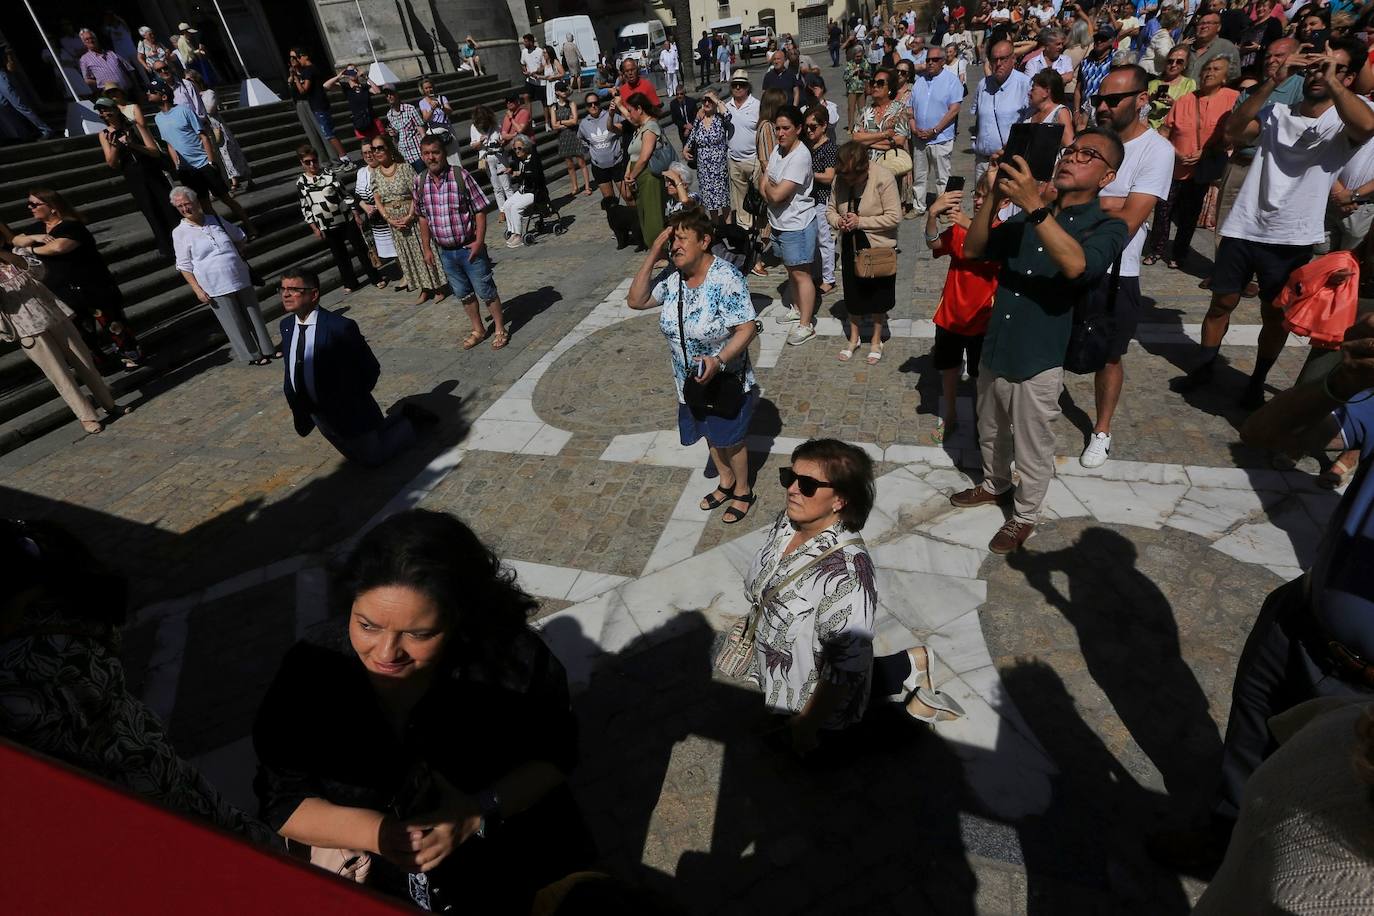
[825,163,901,249]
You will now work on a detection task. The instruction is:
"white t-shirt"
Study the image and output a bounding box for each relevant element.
[989,8,1012,22]
[766,141,816,231]
[521,46,544,80]
[1099,127,1175,277]
[724,94,761,161]
[1223,100,1374,246]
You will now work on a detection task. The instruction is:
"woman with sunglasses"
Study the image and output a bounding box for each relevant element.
[135,26,178,81]
[663,162,700,216]
[627,209,759,525]
[295,145,385,294]
[1143,55,1236,269]
[550,82,592,197]
[852,68,913,192]
[684,91,731,218]
[804,108,838,295]
[95,97,179,262]
[827,142,900,364]
[371,134,446,302]
[802,74,841,144]
[1145,46,1195,129]
[747,439,965,757]
[12,189,144,371]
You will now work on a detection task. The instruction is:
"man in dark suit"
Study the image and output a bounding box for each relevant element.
[696,32,712,88]
[668,83,698,147]
[278,265,435,466]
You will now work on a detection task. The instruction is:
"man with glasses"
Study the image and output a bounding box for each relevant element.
[971,39,1032,181]
[1079,65,1175,468]
[723,71,762,228]
[1178,41,1374,407]
[414,135,509,352]
[1214,38,1301,245]
[1183,11,1239,82]
[952,130,1129,554]
[909,47,963,216]
[278,265,435,467]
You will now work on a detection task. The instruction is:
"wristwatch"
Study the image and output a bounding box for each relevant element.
[474,787,501,838]
[1027,206,1052,225]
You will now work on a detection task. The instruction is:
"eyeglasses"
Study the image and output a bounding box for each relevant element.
[927,56,945,62]
[25,201,42,208]
[989,54,1012,64]
[1091,90,1139,107]
[805,123,824,131]
[1060,145,1112,166]
[870,79,889,87]
[279,285,317,294]
[368,144,386,151]
[779,467,834,497]
[300,157,318,164]
[1167,57,1186,66]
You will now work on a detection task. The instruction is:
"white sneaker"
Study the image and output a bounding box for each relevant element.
[777,305,801,324]
[786,324,816,346]
[1080,432,1111,468]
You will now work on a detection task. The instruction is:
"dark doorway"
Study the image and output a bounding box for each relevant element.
[257,0,330,70]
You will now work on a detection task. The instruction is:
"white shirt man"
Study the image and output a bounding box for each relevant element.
[1022,46,1075,79]
[723,77,762,228]
[910,50,964,213]
[660,41,680,95]
[1079,66,1176,468]
[971,42,1031,180]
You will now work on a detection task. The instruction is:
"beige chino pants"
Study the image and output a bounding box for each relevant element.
[976,365,1064,525]
[19,318,117,424]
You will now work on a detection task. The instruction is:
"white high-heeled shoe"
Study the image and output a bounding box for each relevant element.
[902,646,966,724]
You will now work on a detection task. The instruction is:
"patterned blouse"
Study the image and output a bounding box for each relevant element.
[859,101,912,154]
[747,511,877,729]
[296,169,355,231]
[810,139,838,206]
[844,59,870,95]
[652,256,757,404]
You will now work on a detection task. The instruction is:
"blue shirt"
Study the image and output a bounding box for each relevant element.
[1312,395,1374,656]
[910,67,963,144]
[154,105,208,169]
[973,70,1030,157]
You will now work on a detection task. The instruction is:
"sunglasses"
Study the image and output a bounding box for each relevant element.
[300,157,318,164]
[25,201,42,208]
[870,79,889,87]
[779,467,834,497]
[1091,90,1138,107]
[368,145,386,151]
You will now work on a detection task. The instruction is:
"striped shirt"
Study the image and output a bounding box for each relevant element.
[413,164,489,248]
[80,50,135,92]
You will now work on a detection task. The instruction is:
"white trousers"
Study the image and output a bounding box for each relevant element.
[816,216,835,284]
[503,191,537,234]
[913,139,953,211]
[19,317,115,423]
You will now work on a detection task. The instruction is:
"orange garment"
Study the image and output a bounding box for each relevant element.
[1163,87,1239,180]
[1275,250,1360,348]
[932,222,998,336]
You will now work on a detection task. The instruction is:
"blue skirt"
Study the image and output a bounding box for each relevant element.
[677,385,759,448]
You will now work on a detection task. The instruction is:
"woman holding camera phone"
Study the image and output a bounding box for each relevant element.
[627,209,760,524]
[96,98,179,261]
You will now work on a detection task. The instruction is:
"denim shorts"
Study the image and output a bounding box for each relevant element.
[312,107,337,140]
[437,245,498,302]
[771,218,819,267]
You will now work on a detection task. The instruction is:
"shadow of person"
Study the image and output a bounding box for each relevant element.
[1004,527,1222,814]
[1227,441,1344,570]
[570,610,978,914]
[501,285,565,337]
[1057,387,1094,448]
[999,658,1191,914]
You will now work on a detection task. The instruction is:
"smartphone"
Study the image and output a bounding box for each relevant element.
[344,67,358,77]
[696,359,708,379]
[1003,122,1063,182]
[946,176,966,194]
[1304,30,1329,53]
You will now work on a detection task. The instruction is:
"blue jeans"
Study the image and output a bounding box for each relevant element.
[311,107,337,141]
[772,218,819,267]
[437,245,499,302]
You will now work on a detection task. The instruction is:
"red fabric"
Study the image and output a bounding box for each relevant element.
[0,740,410,913]
[932,223,999,336]
[617,77,661,109]
[1276,250,1360,348]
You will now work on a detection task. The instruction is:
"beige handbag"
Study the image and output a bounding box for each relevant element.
[845,199,897,279]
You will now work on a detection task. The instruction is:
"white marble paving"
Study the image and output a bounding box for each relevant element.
[1059,478,1188,530]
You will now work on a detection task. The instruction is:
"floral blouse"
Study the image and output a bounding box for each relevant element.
[844,59,870,95]
[746,511,878,730]
[0,255,73,341]
[653,256,757,404]
[859,101,912,153]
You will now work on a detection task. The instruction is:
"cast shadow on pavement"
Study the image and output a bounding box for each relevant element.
[502,285,565,338]
[567,612,980,915]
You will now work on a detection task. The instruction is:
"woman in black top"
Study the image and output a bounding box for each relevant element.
[95,98,179,262]
[11,188,142,370]
[253,510,593,914]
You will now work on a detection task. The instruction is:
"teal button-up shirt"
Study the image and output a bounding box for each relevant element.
[979,199,1128,382]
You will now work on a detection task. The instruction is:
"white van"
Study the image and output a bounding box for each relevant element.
[708,17,745,48]
[542,15,601,77]
[615,21,667,69]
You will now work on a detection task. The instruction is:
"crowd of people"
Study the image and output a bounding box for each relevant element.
[5,3,1374,911]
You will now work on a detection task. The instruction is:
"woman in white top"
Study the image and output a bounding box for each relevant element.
[170,186,277,366]
[468,104,514,217]
[540,46,565,125]
[760,104,819,346]
[1021,68,1075,149]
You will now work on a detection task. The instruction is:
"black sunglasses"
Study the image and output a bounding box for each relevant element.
[779,467,834,497]
[1091,90,1139,108]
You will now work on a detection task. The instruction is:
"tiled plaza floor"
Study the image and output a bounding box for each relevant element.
[4,65,1343,913]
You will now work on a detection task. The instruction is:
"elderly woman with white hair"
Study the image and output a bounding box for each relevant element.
[663,162,700,216]
[502,134,551,248]
[170,186,278,366]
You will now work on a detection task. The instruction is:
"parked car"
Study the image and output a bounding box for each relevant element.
[742,25,776,58]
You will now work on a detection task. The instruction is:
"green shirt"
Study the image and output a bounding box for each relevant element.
[980,199,1127,382]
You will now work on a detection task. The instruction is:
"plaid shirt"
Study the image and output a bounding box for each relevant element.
[413,165,489,248]
[387,103,425,162]
[80,50,135,92]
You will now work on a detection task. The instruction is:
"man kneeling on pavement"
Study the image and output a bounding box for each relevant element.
[948,127,1129,554]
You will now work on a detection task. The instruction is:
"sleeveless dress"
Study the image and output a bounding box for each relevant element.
[554,102,580,159]
[689,115,730,210]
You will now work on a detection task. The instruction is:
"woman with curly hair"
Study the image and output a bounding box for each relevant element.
[253,509,594,912]
[742,439,965,757]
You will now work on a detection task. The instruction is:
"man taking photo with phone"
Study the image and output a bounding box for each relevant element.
[949,129,1128,554]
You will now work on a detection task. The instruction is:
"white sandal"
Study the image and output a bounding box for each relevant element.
[838,347,854,362]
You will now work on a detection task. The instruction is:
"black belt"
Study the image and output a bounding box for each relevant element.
[433,237,474,251]
[1298,575,1374,689]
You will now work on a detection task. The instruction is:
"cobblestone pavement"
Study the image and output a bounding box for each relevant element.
[4,62,1344,914]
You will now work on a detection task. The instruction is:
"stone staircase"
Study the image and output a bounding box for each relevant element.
[0,69,620,452]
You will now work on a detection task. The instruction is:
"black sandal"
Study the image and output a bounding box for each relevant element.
[700,485,736,510]
[721,492,757,525]
[250,357,272,366]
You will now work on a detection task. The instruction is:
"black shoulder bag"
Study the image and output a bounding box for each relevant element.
[678,274,747,417]
[1063,254,1121,375]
